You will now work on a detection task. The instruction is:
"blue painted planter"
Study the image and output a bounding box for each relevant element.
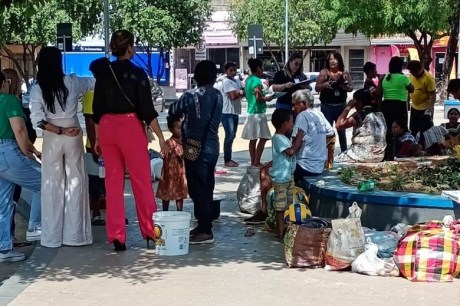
[299,170,459,230]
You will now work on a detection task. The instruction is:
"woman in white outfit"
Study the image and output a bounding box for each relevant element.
[30,47,93,248]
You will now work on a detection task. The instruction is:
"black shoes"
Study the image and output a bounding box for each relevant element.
[113,239,126,252]
[244,210,267,225]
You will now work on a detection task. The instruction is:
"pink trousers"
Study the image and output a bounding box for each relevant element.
[99,113,156,243]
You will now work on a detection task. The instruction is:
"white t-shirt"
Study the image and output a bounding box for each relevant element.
[221,77,242,115]
[30,74,94,128]
[292,108,334,173]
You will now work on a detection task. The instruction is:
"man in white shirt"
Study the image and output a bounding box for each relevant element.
[291,89,334,183]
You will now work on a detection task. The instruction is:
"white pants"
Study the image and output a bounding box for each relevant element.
[41,117,92,248]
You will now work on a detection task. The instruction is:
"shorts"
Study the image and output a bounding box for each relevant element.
[273,180,294,211]
[241,113,271,140]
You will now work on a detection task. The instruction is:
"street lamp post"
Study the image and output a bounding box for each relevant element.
[104,0,110,58]
[285,0,289,62]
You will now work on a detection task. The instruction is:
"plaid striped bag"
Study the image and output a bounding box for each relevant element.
[394,220,460,282]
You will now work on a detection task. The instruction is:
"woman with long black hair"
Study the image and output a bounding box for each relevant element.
[30,46,94,248]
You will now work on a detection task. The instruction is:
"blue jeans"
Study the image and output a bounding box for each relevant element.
[221,114,239,163]
[321,103,347,152]
[0,140,41,251]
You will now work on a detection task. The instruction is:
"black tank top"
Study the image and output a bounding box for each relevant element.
[319,74,347,105]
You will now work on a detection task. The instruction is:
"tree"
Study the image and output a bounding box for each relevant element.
[0,0,101,88]
[439,2,460,101]
[109,0,212,81]
[228,0,338,67]
[326,0,453,70]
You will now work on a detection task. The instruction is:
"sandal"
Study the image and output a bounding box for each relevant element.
[244,228,256,237]
[13,239,32,247]
[225,160,239,167]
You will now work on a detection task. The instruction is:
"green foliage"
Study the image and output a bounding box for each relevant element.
[338,167,357,185]
[0,0,100,82]
[110,0,212,51]
[228,0,337,50]
[324,0,457,68]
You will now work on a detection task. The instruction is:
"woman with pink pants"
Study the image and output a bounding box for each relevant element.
[91,30,167,251]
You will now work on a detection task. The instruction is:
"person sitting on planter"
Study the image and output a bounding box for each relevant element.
[441,108,460,137]
[291,89,334,183]
[415,114,450,156]
[391,118,418,158]
[335,89,387,163]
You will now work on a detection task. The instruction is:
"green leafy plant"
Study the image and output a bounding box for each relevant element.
[339,167,357,185]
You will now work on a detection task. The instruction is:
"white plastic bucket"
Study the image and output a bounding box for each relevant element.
[153,211,191,256]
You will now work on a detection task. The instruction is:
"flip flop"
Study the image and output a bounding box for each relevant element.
[244,228,256,237]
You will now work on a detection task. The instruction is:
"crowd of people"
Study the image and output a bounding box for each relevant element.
[2,35,460,260]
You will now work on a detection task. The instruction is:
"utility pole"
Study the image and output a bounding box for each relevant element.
[285,0,289,62]
[104,0,110,58]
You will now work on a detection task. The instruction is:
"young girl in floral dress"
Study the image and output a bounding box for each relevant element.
[157,116,188,211]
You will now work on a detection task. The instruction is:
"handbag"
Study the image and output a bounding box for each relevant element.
[109,65,155,142]
[183,92,217,161]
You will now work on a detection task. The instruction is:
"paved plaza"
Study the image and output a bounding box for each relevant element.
[1,105,459,305]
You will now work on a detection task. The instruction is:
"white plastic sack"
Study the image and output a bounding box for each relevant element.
[150,158,163,181]
[324,202,366,270]
[237,166,261,215]
[351,238,399,277]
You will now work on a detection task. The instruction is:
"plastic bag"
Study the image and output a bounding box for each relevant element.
[351,238,399,276]
[150,158,163,181]
[237,166,261,215]
[363,228,400,258]
[324,202,365,271]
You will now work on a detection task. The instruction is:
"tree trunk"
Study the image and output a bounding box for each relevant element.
[31,45,38,80]
[1,46,27,89]
[22,44,29,81]
[156,48,165,84]
[440,8,460,102]
[407,30,434,70]
[147,43,153,79]
[265,42,281,71]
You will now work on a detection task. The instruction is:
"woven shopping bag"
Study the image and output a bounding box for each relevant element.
[394,220,460,282]
[284,221,331,268]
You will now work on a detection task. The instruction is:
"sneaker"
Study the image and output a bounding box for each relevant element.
[26,229,41,241]
[190,233,214,245]
[0,250,25,262]
[244,211,267,225]
[190,226,200,237]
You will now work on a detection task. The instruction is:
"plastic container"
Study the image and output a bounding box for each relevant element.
[444,100,460,119]
[98,157,105,178]
[357,179,375,192]
[153,211,191,256]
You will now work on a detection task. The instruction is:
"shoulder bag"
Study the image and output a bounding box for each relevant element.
[109,65,155,142]
[183,91,217,161]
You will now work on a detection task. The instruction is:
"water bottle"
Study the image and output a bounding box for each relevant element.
[357,179,375,192]
[98,157,105,178]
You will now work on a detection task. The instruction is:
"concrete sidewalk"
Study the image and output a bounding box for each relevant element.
[1,105,459,305]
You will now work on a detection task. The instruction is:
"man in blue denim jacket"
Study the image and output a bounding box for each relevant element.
[168,60,223,244]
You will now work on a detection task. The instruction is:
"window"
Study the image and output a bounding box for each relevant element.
[349,49,364,89]
[310,50,336,72]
